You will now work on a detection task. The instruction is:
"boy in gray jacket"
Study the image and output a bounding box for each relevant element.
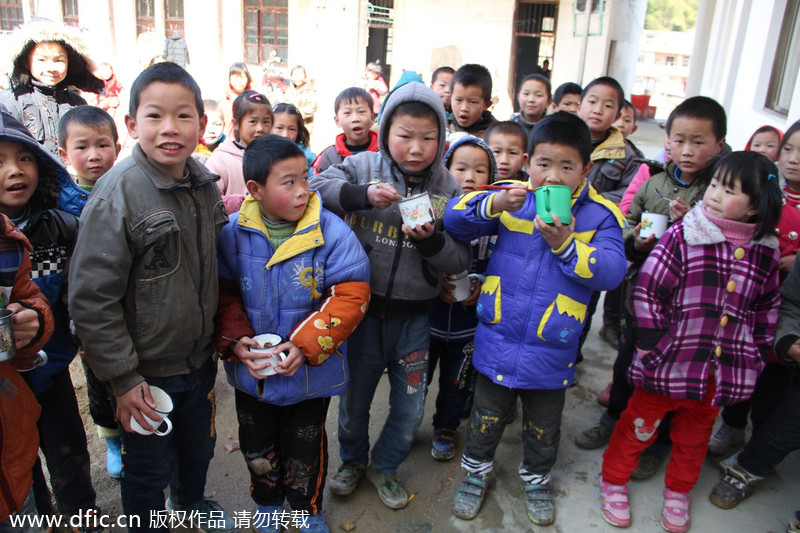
[309,82,470,509]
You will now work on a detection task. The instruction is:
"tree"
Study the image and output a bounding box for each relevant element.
[646,0,699,31]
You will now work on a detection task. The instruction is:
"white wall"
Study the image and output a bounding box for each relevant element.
[551,0,613,90]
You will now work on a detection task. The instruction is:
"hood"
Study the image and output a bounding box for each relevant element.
[442,135,498,184]
[0,110,70,211]
[377,81,447,177]
[376,70,424,122]
[6,20,104,93]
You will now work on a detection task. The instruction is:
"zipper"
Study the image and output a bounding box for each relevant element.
[145,218,174,234]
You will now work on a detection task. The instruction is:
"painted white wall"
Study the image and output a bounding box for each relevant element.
[551,0,613,90]
[606,0,647,96]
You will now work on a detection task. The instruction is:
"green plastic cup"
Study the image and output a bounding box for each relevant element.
[535,185,572,225]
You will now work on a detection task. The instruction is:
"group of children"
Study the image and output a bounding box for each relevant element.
[1,17,799,533]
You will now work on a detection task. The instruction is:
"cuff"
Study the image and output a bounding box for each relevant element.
[110,371,145,397]
[11,300,44,348]
[625,235,649,263]
[413,231,446,257]
[776,334,800,362]
[340,183,371,211]
[551,234,576,263]
[479,194,502,220]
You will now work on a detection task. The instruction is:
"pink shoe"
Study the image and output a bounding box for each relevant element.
[598,380,613,406]
[599,476,631,527]
[661,488,690,532]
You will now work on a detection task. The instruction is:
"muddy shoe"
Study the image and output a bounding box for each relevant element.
[707,422,745,457]
[522,481,554,525]
[367,470,408,509]
[329,462,365,496]
[431,427,457,461]
[598,324,620,349]
[709,461,763,509]
[631,449,667,480]
[452,472,490,520]
[575,422,613,449]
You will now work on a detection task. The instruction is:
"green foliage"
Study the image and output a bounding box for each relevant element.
[646,0,699,31]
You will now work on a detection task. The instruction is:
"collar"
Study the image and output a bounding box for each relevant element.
[590,126,627,162]
[683,202,778,248]
[132,144,219,190]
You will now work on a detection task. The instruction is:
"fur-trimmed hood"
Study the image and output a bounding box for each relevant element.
[5,20,103,93]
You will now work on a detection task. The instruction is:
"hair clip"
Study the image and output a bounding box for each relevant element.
[248,93,265,101]
[767,173,776,181]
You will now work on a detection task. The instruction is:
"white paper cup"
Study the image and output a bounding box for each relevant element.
[251,333,286,377]
[445,271,481,302]
[639,212,668,239]
[398,192,435,228]
[130,385,173,436]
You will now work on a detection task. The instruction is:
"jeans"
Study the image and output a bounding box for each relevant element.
[112,357,217,533]
[462,373,566,477]
[25,369,96,517]
[337,313,430,474]
[426,338,473,430]
[0,489,45,533]
[235,390,329,515]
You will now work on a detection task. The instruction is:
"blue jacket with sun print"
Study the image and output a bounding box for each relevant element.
[443,179,626,390]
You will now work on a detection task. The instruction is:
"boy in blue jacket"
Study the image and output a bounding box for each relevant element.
[214,135,370,533]
[444,111,627,526]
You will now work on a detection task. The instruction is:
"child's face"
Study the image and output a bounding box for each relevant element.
[334,98,373,146]
[58,123,120,183]
[487,132,528,181]
[291,68,307,88]
[125,82,207,180]
[448,144,490,193]
[229,72,249,93]
[554,94,581,114]
[29,42,68,87]
[450,82,489,129]
[272,112,299,143]
[750,131,781,162]
[0,140,39,218]
[235,107,272,146]
[246,155,309,222]
[528,142,590,193]
[387,113,439,174]
[703,176,757,222]
[780,131,800,188]
[578,84,620,139]
[667,116,723,181]
[431,72,453,111]
[517,80,550,123]
[613,107,637,138]
[203,111,225,146]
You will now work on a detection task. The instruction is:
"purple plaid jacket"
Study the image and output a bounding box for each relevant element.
[629,204,781,406]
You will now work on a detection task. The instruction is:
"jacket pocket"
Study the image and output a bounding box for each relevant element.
[637,331,674,371]
[536,293,587,344]
[475,275,501,324]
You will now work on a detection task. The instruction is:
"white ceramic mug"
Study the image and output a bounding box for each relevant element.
[445,271,482,302]
[251,333,287,377]
[130,385,173,436]
[639,212,668,239]
[398,192,435,228]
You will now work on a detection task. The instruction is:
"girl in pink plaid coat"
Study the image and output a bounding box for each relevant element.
[597,151,784,533]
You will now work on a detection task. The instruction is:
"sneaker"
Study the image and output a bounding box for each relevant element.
[597,381,613,407]
[165,497,236,533]
[452,472,490,520]
[367,469,408,509]
[575,422,613,450]
[631,449,667,480]
[522,481,554,525]
[299,513,329,533]
[707,422,745,456]
[254,505,282,533]
[598,324,620,349]
[329,462,365,496]
[431,428,457,461]
[709,461,763,509]
[717,452,739,474]
[661,488,690,533]
[598,476,630,527]
[104,437,122,479]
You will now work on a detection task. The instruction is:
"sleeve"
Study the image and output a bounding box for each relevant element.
[10,240,54,361]
[752,249,781,359]
[443,191,502,242]
[204,153,230,195]
[619,164,651,215]
[776,253,800,361]
[67,196,142,396]
[212,222,255,359]
[308,158,371,215]
[600,154,641,204]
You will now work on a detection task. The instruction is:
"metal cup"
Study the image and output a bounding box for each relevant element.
[0,309,16,363]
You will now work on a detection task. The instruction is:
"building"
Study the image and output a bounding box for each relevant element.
[633,29,693,120]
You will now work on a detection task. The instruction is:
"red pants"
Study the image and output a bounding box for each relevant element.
[602,383,719,492]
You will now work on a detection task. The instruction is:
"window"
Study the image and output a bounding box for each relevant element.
[665,55,675,66]
[244,0,289,65]
[766,0,800,115]
[165,0,184,36]
[0,0,24,32]
[682,55,689,67]
[136,0,155,35]
[62,0,79,27]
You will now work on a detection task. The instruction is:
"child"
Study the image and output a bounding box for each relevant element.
[214,134,370,533]
[484,121,529,181]
[0,20,104,155]
[445,111,627,526]
[509,74,551,138]
[447,64,497,141]
[363,61,389,115]
[311,87,378,175]
[309,82,471,509]
[283,65,318,134]
[551,82,582,114]
[613,100,644,157]
[272,102,316,174]
[428,136,498,461]
[68,62,234,533]
[194,99,226,160]
[599,151,782,533]
[430,66,455,114]
[223,62,252,137]
[745,125,782,162]
[575,96,727,480]
[94,63,123,120]
[206,90,272,207]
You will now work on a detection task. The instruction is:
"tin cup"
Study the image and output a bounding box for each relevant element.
[445,271,482,302]
[639,212,668,239]
[251,334,287,377]
[0,309,16,363]
[398,192,435,228]
[130,385,173,436]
